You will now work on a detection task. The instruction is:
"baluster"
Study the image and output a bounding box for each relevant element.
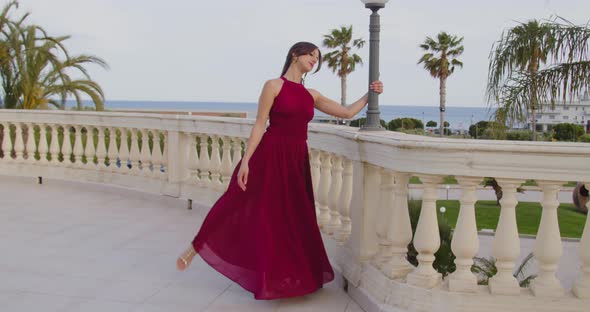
[84,127,96,168]
[198,134,211,186]
[38,124,49,165]
[407,174,443,288]
[381,172,413,278]
[107,127,120,171]
[95,127,107,169]
[61,125,73,166]
[118,128,130,173]
[310,150,322,215]
[448,176,480,292]
[220,136,233,187]
[72,125,84,167]
[489,178,521,295]
[1,122,12,161]
[326,155,343,235]
[161,132,168,175]
[358,163,381,260]
[13,123,24,162]
[530,181,564,297]
[129,128,141,175]
[186,133,199,183]
[574,182,590,298]
[140,129,152,175]
[316,152,332,229]
[335,159,353,243]
[49,125,60,165]
[209,135,222,187]
[375,168,394,268]
[25,123,36,163]
[151,130,163,179]
[231,137,242,170]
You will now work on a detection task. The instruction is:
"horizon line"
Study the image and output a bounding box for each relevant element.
[68,99,492,109]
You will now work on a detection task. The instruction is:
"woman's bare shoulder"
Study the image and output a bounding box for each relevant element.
[260,78,283,97]
[306,88,320,101]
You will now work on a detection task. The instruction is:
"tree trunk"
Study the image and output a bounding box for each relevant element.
[529,50,539,141]
[341,75,348,125]
[531,106,537,141]
[439,77,447,137]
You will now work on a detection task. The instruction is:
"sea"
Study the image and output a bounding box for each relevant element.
[71,100,494,130]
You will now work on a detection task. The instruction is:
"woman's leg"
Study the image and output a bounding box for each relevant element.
[176,244,198,271]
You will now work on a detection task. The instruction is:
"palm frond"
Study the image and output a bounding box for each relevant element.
[322,25,364,77]
[418,32,464,80]
[0,9,108,111]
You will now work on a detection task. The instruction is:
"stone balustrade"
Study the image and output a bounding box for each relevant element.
[1,110,589,312]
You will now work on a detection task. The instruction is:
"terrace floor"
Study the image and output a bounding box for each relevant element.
[0,175,363,312]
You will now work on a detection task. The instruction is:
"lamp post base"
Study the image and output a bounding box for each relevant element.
[359,125,384,131]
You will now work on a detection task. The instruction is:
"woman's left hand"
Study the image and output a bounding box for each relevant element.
[370,80,384,94]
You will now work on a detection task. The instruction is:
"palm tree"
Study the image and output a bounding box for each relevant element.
[487,20,552,140]
[418,32,464,137]
[0,0,25,108]
[487,18,590,140]
[7,25,107,110]
[322,26,365,123]
[11,25,107,110]
[0,1,107,110]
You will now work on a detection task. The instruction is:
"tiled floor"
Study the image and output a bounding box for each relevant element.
[0,175,364,312]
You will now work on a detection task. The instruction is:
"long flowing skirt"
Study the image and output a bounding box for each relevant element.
[191,133,334,300]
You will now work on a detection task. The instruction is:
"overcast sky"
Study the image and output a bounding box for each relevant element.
[15,0,590,107]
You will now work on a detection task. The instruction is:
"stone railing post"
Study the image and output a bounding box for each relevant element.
[163,130,189,197]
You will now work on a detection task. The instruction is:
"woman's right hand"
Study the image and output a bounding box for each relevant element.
[237,162,249,191]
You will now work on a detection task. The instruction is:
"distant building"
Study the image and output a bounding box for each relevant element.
[529,91,590,132]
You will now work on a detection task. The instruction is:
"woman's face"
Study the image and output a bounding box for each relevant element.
[294,49,320,73]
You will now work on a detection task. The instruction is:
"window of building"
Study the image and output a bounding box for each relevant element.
[549,115,555,120]
[563,115,569,120]
[564,107,570,110]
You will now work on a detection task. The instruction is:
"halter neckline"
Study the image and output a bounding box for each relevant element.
[281,76,303,85]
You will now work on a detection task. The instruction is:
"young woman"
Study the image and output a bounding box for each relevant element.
[176,41,383,300]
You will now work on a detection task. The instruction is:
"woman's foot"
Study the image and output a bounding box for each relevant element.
[176,245,197,271]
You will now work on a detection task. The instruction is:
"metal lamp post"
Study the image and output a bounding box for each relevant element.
[360,0,389,131]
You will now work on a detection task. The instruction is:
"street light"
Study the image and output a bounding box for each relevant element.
[360,0,389,131]
[440,206,447,223]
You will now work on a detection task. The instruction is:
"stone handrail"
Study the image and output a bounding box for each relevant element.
[1,110,589,312]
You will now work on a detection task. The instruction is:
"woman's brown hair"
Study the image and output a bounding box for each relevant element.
[280,42,322,84]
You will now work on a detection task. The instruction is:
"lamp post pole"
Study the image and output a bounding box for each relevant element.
[360,0,388,131]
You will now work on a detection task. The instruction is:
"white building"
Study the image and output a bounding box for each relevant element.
[530,91,590,132]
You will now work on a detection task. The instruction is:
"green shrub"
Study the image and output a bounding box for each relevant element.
[469,120,506,139]
[349,117,387,128]
[578,134,590,143]
[387,117,424,131]
[426,120,437,127]
[553,123,585,141]
[506,130,532,141]
[406,200,456,278]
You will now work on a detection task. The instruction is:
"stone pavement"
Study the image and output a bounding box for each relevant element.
[0,175,363,312]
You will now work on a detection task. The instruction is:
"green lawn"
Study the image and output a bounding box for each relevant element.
[435,200,587,239]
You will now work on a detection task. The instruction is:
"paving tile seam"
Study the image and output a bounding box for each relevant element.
[7,289,157,305]
[201,283,233,312]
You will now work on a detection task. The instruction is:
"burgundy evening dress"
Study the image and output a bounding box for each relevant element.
[191,76,335,300]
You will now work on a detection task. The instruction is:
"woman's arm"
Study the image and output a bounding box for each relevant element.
[237,79,280,191]
[308,80,383,119]
[242,79,279,163]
